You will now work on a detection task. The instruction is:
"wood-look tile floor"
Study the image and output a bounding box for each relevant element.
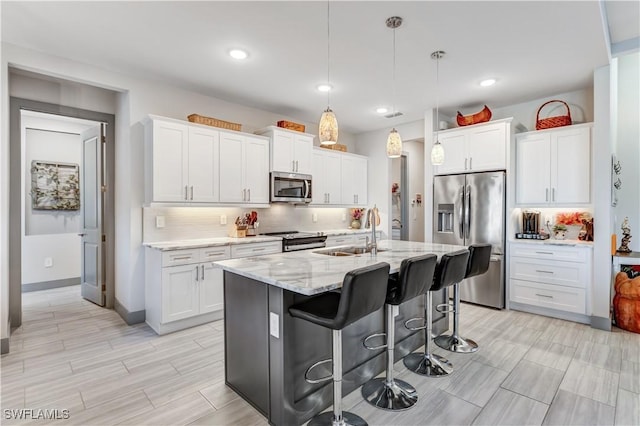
[1,285,639,425]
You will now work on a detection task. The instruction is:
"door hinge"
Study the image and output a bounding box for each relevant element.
[101,135,106,144]
[101,185,107,193]
[102,235,106,242]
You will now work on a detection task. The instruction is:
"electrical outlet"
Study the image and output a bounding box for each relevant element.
[269,312,280,338]
[155,216,165,228]
[312,213,318,223]
[44,257,53,268]
[220,215,227,225]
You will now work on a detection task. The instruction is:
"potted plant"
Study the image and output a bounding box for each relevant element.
[552,223,568,240]
[350,208,365,229]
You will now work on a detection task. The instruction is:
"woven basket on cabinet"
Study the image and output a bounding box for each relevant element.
[535,100,572,130]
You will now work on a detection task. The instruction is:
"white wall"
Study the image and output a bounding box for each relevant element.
[614,52,639,251]
[1,42,357,323]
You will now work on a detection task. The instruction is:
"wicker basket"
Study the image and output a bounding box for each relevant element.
[277,120,305,132]
[320,144,347,152]
[188,114,241,131]
[535,100,572,130]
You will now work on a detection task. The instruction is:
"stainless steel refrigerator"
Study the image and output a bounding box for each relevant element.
[433,171,505,308]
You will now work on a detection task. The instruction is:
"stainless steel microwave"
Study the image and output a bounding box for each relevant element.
[270,172,312,203]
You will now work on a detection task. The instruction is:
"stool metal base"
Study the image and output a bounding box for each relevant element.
[308,411,368,426]
[434,334,478,353]
[361,378,418,411]
[403,352,453,377]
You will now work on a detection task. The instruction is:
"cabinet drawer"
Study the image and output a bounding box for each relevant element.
[510,279,585,314]
[162,249,200,267]
[510,243,588,263]
[326,236,354,247]
[231,241,282,258]
[510,257,587,289]
[199,246,231,262]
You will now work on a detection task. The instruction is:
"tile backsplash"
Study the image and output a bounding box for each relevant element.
[143,205,352,242]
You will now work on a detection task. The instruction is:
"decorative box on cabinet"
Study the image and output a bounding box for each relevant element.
[509,242,592,323]
[433,118,512,176]
[144,115,220,203]
[515,123,592,205]
[145,246,231,335]
[218,131,270,205]
[254,126,313,174]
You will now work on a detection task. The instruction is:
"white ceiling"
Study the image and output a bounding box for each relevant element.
[2,1,638,135]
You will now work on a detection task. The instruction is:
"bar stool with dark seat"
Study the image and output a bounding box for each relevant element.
[435,244,492,353]
[361,254,438,411]
[403,249,469,377]
[289,262,391,426]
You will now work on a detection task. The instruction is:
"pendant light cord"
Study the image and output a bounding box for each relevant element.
[392,26,396,115]
[327,0,331,108]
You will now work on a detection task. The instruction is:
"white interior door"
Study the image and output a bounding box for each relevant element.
[80,124,105,306]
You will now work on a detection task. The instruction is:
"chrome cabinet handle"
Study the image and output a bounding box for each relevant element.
[469,157,473,170]
[296,160,299,172]
[201,264,205,280]
[535,251,554,255]
[77,233,86,237]
[292,160,295,172]
[535,293,553,298]
[243,189,246,201]
[252,247,265,252]
[458,185,465,239]
[190,186,194,200]
[465,158,468,170]
[546,188,549,202]
[204,251,226,257]
[172,255,192,261]
[535,270,554,274]
[552,187,556,202]
[248,188,251,201]
[185,185,188,200]
[195,266,199,282]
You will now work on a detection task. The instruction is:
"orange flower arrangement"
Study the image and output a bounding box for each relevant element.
[556,212,591,226]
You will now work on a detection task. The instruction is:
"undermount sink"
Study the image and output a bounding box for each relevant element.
[313,246,387,256]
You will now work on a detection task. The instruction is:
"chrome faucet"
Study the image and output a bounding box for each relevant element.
[365,205,380,255]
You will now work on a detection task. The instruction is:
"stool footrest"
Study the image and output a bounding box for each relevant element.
[435,302,455,314]
[304,358,333,384]
[363,332,387,350]
[404,317,426,331]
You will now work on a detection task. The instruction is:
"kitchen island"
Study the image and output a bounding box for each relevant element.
[215,239,466,426]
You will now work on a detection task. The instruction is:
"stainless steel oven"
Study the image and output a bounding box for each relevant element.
[270,172,312,204]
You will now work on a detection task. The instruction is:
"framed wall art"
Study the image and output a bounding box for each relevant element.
[31,160,80,210]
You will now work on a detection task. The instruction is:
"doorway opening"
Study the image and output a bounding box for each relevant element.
[9,97,116,336]
[391,154,409,240]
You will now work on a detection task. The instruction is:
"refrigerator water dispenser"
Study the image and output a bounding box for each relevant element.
[437,204,454,233]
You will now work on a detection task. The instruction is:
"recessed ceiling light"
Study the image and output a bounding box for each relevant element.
[376,107,389,114]
[480,78,496,87]
[229,49,248,60]
[317,84,333,92]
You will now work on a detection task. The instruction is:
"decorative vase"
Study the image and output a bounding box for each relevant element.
[351,219,361,229]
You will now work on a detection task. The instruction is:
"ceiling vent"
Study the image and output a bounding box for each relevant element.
[384,111,403,119]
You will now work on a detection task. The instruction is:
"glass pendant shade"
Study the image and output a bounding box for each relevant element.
[386,128,402,158]
[319,108,338,145]
[431,140,445,165]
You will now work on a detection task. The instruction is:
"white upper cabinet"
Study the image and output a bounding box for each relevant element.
[516,124,591,205]
[255,126,314,174]
[433,119,511,175]
[312,147,367,206]
[145,115,269,206]
[341,155,368,206]
[219,131,269,204]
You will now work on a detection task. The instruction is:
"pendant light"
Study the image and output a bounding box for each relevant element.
[430,50,446,165]
[386,16,403,158]
[319,0,338,145]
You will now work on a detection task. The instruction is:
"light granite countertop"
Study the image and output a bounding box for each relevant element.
[144,235,282,251]
[214,240,467,296]
[509,238,594,248]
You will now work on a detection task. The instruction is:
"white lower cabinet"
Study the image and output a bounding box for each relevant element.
[146,246,231,334]
[509,242,591,321]
[326,232,380,248]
